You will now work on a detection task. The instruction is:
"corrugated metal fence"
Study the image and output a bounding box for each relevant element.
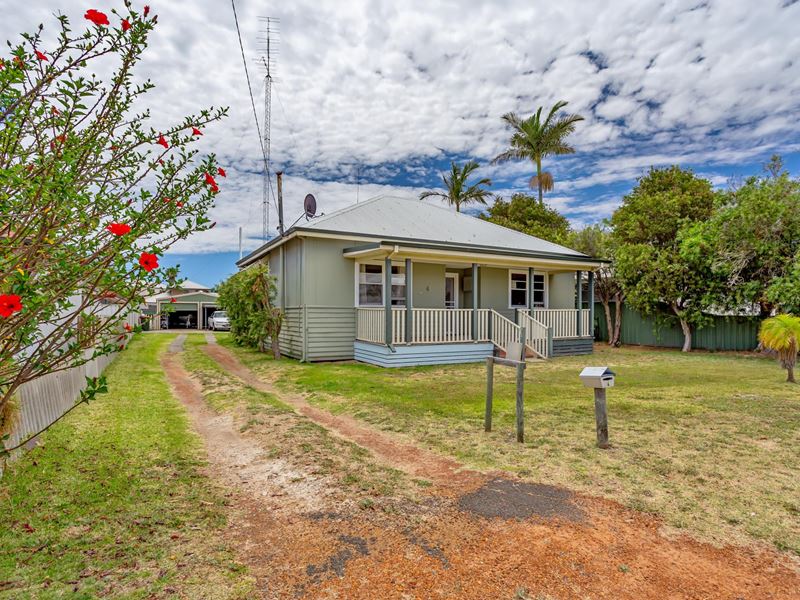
[595,303,761,351]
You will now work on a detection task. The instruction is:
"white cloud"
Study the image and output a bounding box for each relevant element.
[3,0,799,253]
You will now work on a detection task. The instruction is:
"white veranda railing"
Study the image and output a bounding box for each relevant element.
[530,308,590,339]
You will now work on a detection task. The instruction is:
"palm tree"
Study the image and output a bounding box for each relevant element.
[492,100,584,204]
[759,314,800,383]
[419,161,492,213]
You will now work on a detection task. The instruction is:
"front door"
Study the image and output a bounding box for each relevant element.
[445,273,458,309]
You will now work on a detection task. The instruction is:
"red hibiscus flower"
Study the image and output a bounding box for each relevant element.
[138,252,159,272]
[0,294,22,318]
[35,50,47,62]
[156,134,168,149]
[124,322,133,332]
[106,223,132,236]
[191,127,202,136]
[204,173,220,193]
[176,201,184,208]
[163,197,171,203]
[121,19,131,31]
[217,167,226,177]
[170,297,177,303]
[85,9,109,26]
[51,106,59,115]
[144,5,150,17]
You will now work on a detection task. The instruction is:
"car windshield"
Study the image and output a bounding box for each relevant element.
[215,311,227,318]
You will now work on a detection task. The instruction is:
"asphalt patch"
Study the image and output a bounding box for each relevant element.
[458,477,585,523]
[405,532,450,569]
[305,534,370,581]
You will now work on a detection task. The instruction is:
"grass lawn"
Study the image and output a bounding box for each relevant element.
[219,336,800,555]
[0,334,255,599]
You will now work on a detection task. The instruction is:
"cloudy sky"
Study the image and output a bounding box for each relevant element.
[5,1,800,285]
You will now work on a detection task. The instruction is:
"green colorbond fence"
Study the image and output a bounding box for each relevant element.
[594,303,761,351]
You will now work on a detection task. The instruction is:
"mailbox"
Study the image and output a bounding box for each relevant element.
[579,366,615,389]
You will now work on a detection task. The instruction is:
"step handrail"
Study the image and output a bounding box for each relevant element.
[516,309,551,359]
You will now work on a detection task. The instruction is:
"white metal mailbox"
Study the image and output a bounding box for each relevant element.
[579,366,615,389]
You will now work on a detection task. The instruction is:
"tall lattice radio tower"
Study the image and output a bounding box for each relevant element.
[258,17,279,241]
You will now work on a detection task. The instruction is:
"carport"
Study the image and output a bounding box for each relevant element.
[155,291,219,330]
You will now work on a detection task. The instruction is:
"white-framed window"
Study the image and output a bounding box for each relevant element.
[356,262,406,307]
[531,273,546,308]
[508,270,547,308]
[509,271,528,308]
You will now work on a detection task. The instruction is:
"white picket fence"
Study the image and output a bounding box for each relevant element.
[2,312,139,469]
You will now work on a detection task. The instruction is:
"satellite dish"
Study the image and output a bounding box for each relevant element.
[303,193,317,219]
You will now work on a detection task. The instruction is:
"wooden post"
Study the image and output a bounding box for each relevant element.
[485,357,493,432]
[575,270,583,337]
[546,326,553,359]
[384,257,393,347]
[515,359,525,443]
[405,258,413,344]
[516,326,526,442]
[588,270,595,339]
[594,387,609,448]
[471,263,479,341]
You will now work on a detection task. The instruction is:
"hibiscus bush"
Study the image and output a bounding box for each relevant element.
[0,3,227,450]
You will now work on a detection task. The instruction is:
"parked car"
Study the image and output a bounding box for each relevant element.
[208,310,230,331]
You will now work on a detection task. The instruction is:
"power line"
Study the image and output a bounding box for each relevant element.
[230,0,271,240]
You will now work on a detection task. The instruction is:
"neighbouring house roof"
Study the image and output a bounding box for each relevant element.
[144,290,219,304]
[239,196,603,268]
[176,279,211,291]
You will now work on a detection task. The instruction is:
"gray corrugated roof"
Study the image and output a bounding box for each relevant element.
[298,196,587,257]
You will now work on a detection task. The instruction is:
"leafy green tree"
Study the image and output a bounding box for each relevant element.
[680,158,800,316]
[758,314,800,383]
[217,264,283,358]
[611,167,720,352]
[0,4,226,448]
[481,193,571,245]
[567,225,625,346]
[492,100,584,204]
[419,160,492,212]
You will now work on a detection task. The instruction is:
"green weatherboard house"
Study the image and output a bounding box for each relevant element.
[237,196,604,367]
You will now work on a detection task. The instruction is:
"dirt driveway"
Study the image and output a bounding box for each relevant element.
[162,335,800,599]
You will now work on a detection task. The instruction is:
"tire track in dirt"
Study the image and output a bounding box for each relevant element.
[194,335,800,600]
[201,334,489,495]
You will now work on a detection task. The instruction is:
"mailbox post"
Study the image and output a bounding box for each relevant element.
[579,367,615,449]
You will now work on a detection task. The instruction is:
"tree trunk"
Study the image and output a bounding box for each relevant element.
[271,336,281,360]
[536,157,543,205]
[612,294,623,346]
[788,366,796,384]
[679,319,692,352]
[602,300,614,345]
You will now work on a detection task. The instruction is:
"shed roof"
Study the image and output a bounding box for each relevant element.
[240,196,596,266]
